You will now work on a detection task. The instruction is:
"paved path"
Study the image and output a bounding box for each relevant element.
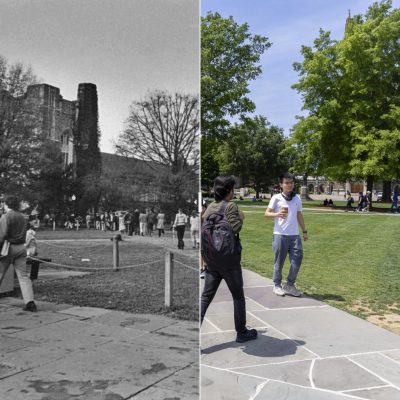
[0,298,198,399]
[201,269,400,400]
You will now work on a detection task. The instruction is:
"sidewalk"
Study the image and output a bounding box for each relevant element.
[201,269,400,399]
[0,298,198,399]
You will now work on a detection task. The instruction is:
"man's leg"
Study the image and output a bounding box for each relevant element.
[273,234,290,286]
[0,257,11,290]
[200,270,222,324]
[12,245,34,304]
[222,268,246,333]
[287,235,303,285]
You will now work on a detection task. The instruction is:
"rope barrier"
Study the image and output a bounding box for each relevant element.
[173,259,198,272]
[28,256,163,271]
[39,241,107,249]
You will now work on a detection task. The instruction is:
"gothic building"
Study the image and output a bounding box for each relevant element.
[23,82,98,167]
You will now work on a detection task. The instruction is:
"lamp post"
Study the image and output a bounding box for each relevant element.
[71,194,76,216]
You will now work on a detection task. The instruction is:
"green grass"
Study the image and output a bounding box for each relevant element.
[234,198,392,210]
[239,209,400,320]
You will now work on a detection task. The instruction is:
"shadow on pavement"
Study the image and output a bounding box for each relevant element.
[202,330,306,358]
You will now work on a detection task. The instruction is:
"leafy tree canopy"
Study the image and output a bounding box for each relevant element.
[201,12,271,140]
[291,0,400,188]
[218,116,288,197]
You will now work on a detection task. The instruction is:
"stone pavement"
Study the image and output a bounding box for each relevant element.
[0,298,198,399]
[201,269,400,400]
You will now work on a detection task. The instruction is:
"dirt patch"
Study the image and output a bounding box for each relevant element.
[348,300,400,334]
[367,314,400,335]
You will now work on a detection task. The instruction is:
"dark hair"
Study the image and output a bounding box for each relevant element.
[213,176,236,201]
[279,172,295,183]
[4,195,20,210]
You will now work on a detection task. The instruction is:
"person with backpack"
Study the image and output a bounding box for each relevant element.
[201,176,257,343]
[265,172,308,297]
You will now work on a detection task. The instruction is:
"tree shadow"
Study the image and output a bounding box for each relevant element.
[202,329,306,358]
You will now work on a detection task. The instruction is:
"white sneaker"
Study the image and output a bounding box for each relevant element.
[283,283,302,297]
[273,285,285,296]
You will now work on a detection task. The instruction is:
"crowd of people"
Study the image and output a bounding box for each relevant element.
[23,206,201,251]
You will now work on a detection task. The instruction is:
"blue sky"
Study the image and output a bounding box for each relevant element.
[202,0,400,135]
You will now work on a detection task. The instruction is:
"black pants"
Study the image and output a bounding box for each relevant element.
[176,225,185,249]
[201,268,246,333]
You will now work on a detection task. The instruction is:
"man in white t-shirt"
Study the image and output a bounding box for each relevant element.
[265,172,308,297]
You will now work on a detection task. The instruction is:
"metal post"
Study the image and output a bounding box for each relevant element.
[113,236,119,271]
[165,251,174,308]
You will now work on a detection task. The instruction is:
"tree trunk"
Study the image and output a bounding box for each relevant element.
[366,175,374,211]
[366,176,374,193]
[383,180,391,202]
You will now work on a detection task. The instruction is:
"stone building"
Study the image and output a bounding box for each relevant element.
[23,83,97,167]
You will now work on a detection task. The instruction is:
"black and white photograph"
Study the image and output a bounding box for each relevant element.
[0,0,200,398]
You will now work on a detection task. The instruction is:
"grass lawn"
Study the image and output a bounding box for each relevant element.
[234,198,392,210]
[239,208,400,332]
[16,229,198,321]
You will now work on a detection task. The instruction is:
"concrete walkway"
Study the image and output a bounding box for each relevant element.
[201,269,400,400]
[0,298,198,399]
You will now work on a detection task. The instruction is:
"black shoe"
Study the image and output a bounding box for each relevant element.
[236,328,257,343]
[23,301,37,312]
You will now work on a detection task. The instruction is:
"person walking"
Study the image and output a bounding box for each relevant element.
[391,191,398,213]
[189,211,199,249]
[265,172,308,297]
[156,210,165,237]
[139,210,148,236]
[132,209,140,235]
[173,208,188,249]
[0,195,37,311]
[200,176,257,343]
[85,212,92,229]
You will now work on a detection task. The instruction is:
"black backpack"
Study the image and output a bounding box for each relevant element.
[201,201,241,270]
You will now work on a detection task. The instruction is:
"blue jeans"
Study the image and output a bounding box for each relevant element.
[272,234,303,286]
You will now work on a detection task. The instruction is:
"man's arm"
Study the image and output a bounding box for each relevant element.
[297,212,308,241]
[0,214,8,245]
[225,203,243,234]
[264,208,286,219]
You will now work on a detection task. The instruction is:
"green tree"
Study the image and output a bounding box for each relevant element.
[201,13,270,140]
[291,1,400,195]
[201,13,271,186]
[218,116,288,197]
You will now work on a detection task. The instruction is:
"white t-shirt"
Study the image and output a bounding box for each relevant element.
[268,193,302,235]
